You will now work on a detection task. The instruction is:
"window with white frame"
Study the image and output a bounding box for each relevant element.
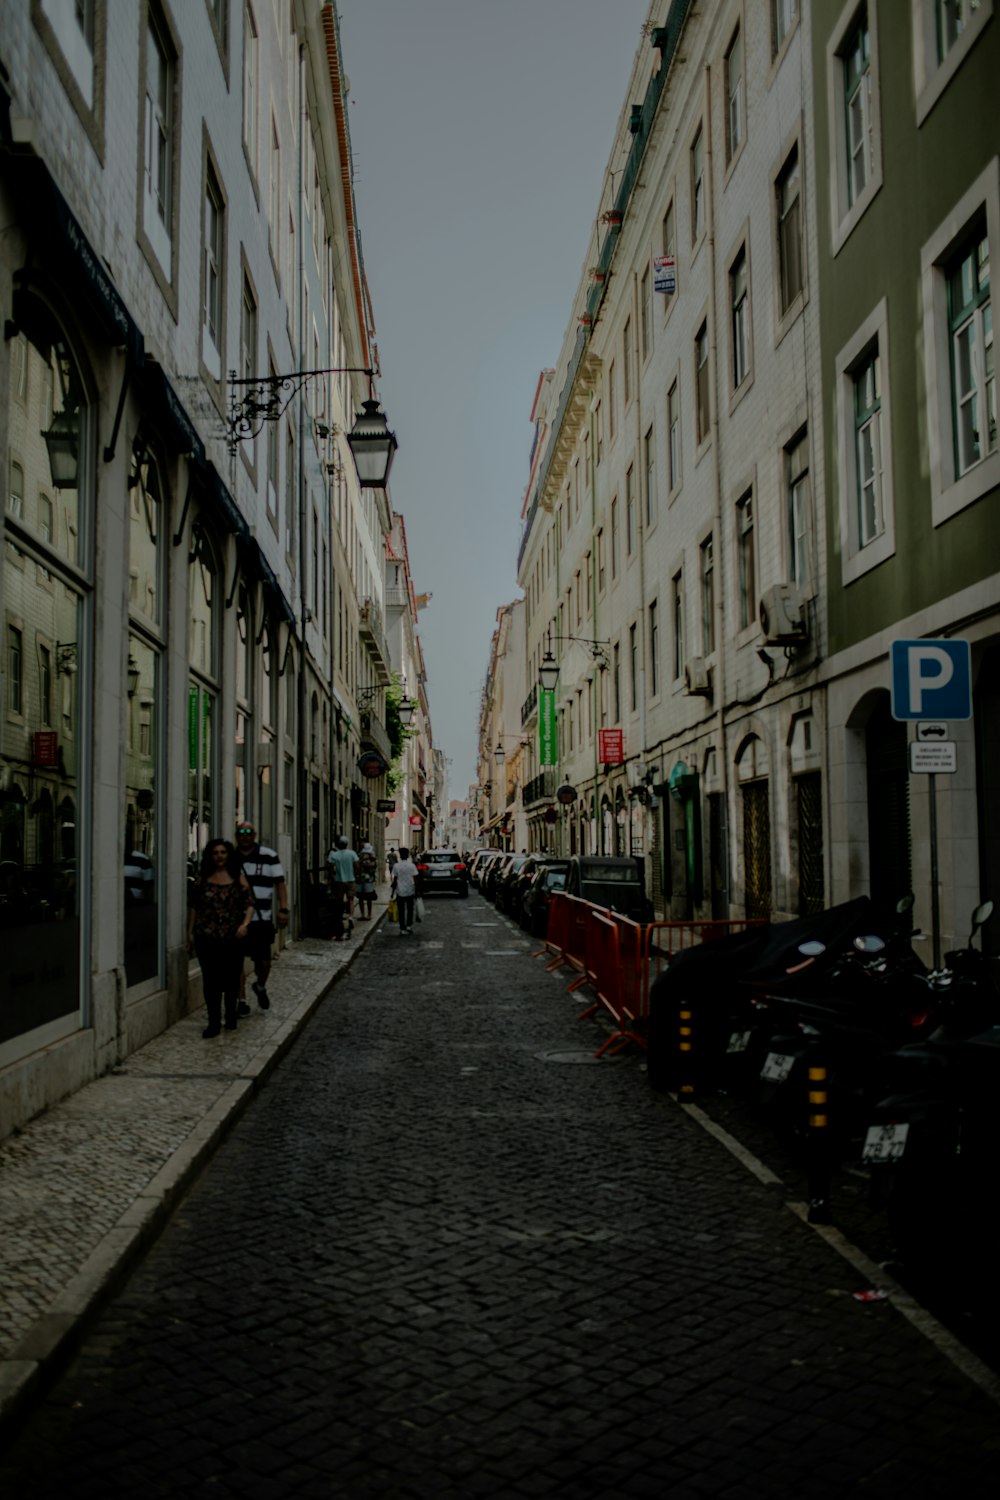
[913,0,993,125]
[626,467,635,556]
[608,361,617,441]
[772,0,799,57]
[143,7,175,279]
[40,0,96,109]
[921,160,1000,524]
[776,144,803,319]
[243,4,259,180]
[202,162,224,378]
[835,298,896,579]
[731,246,750,389]
[736,491,756,630]
[827,0,883,252]
[701,534,715,654]
[725,25,744,164]
[649,599,660,696]
[269,116,281,261]
[691,126,705,244]
[623,319,632,406]
[668,379,681,492]
[629,623,638,711]
[671,572,684,680]
[786,429,811,586]
[695,321,711,446]
[644,426,655,526]
[611,497,619,578]
[662,197,677,301]
[640,268,652,360]
[240,271,258,462]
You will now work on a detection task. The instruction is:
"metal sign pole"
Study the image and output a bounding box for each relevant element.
[928,771,941,969]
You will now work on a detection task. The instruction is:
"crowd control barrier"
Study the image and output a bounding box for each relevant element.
[538,901,765,1058]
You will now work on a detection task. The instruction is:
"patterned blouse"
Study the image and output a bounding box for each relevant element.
[190,878,253,941]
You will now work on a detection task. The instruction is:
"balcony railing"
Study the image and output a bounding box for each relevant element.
[384,584,409,610]
[359,709,391,763]
[522,768,556,807]
[521,683,538,726]
[359,597,391,684]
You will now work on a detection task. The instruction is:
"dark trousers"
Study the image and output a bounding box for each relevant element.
[397,894,415,931]
[194,936,244,1026]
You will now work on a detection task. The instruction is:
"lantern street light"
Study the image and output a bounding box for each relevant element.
[41,407,80,490]
[346,397,398,489]
[538,650,560,692]
[397,694,416,728]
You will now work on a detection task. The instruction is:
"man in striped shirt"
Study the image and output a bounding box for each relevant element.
[234,823,288,1013]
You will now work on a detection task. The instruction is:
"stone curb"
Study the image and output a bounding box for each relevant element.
[0,914,385,1441]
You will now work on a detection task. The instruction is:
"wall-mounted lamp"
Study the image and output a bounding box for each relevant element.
[127,655,141,699]
[42,408,80,490]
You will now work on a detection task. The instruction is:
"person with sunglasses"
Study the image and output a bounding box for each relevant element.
[234,822,288,1013]
[187,840,254,1037]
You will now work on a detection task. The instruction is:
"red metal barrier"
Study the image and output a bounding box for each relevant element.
[534,890,570,963]
[538,892,590,982]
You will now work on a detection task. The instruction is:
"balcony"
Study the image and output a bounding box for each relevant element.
[522,768,556,807]
[521,683,538,726]
[384,584,409,611]
[359,709,391,763]
[359,597,391,684]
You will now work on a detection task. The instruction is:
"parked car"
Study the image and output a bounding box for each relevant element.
[415,849,469,897]
[563,855,652,921]
[483,852,514,903]
[506,854,565,927]
[494,854,530,915]
[470,850,500,889]
[520,860,570,936]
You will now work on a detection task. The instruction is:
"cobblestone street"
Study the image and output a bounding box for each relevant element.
[3,896,1000,1498]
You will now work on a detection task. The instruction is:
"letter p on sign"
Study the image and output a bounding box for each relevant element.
[890,639,972,721]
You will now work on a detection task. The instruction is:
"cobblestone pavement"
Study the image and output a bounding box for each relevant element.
[2,894,1000,1497]
[0,898,386,1420]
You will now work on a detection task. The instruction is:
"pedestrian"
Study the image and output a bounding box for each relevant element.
[326,834,359,942]
[233,822,288,1014]
[356,841,377,920]
[386,847,398,878]
[187,840,254,1037]
[391,846,419,935]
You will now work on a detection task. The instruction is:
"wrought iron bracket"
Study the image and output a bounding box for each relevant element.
[226,366,373,455]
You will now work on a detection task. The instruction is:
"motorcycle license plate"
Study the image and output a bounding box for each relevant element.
[727,1030,752,1054]
[760,1051,796,1083]
[862,1122,910,1164]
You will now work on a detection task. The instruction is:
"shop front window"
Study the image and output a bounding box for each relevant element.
[188,531,219,872]
[2,298,90,1054]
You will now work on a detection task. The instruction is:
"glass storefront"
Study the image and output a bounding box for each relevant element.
[188,531,219,876]
[2,298,89,1050]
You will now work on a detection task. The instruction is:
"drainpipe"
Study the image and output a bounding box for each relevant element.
[296,40,309,933]
[705,64,731,917]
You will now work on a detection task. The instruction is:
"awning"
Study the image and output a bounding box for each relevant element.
[140,361,206,466]
[9,155,144,366]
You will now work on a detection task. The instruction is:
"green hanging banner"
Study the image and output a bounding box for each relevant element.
[539,688,558,766]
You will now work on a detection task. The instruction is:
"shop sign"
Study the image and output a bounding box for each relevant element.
[539,687,558,766]
[33,731,58,767]
[598,728,624,765]
[543,807,558,825]
[358,751,388,778]
[408,813,423,828]
[376,798,396,812]
[653,254,676,294]
[556,782,578,805]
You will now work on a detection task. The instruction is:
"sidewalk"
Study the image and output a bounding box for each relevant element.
[0,902,386,1435]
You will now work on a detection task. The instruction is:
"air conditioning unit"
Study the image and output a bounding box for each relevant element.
[759,584,809,644]
[684,656,711,696]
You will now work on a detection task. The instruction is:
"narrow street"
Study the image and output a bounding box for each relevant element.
[3,895,999,1499]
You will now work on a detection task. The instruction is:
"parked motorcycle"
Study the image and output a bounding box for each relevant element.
[862,900,997,1278]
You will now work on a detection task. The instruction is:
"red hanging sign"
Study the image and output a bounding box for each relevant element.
[598,728,624,765]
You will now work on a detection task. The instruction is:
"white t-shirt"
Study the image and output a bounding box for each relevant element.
[393,859,418,898]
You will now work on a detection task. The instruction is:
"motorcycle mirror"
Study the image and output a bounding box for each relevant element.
[895,893,915,914]
[797,940,826,958]
[970,900,994,941]
[853,934,886,954]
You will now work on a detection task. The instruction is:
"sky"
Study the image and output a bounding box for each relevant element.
[338,0,651,798]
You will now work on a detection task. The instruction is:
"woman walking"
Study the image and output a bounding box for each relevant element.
[187,840,254,1037]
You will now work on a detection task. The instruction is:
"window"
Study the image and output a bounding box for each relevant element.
[854,347,884,547]
[691,126,705,243]
[595,399,603,464]
[649,600,660,696]
[730,246,750,389]
[662,198,677,302]
[613,642,621,722]
[240,272,258,461]
[597,527,606,592]
[608,362,617,442]
[736,492,756,630]
[629,623,638,712]
[772,0,799,56]
[776,145,803,317]
[623,319,632,406]
[143,6,175,278]
[626,467,635,556]
[668,380,681,493]
[695,322,711,446]
[39,0,97,112]
[725,26,744,163]
[921,160,1000,524]
[640,268,652,359]
[8,460,23,518]
[827,1,883,251]
[39,644,52,725]
[7,626,23,714]
[266,362,279,523]
[285,424,296,560]
[671,574,684,681]
[914,0,993,124]
[835,299,895,579]
[202,162,224,378]
[243,4,259,180]
[644,427,656,526]
[610,497,619,578]
[269,116,281,261]
[948,223,995,476]
[787,430,812,586]
[701,535,715,654]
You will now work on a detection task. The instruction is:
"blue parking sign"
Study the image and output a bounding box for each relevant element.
[890,639,972,720]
